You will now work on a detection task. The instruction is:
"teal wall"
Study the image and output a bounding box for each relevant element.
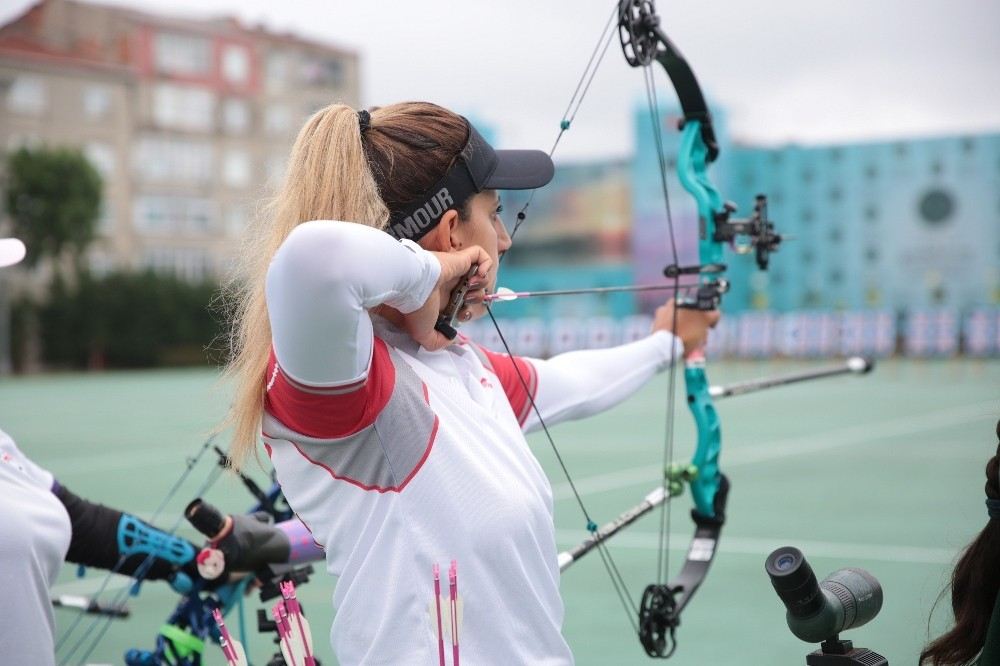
[632,103,1000,313]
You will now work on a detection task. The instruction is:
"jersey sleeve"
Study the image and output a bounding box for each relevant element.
[497,331,681,433]
[263,338,396,440]
[266,220,440,388]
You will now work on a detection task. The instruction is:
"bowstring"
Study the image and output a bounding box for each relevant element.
[641,63,682,586]
[507,5,618,247]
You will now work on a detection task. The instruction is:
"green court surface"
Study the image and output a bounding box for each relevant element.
[2,358,997,665]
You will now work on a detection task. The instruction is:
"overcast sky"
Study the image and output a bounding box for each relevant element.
[4,0,999,161]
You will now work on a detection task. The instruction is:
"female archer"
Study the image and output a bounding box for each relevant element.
[223,101,717,664]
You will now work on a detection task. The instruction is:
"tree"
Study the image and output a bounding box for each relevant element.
[3,146,102,270]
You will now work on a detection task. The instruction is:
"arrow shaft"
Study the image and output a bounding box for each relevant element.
[486,282,699,302]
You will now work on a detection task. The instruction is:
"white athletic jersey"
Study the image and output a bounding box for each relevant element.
[264,319,572,665]
[0,429,71,666]
[263,221,681,665]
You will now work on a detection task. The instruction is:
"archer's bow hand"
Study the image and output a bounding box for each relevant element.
[652,298,720,356]
[185,498,292,577]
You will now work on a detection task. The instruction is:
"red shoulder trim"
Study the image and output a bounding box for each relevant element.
[476,345,538,426]
[264,339,395,439]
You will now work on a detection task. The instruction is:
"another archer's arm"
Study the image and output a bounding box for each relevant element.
[52,481,202,584]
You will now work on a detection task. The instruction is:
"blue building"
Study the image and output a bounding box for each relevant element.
[633,104,1000,314]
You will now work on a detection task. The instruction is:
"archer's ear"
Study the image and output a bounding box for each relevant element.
[440,209,462,250]
[417,213,457,253]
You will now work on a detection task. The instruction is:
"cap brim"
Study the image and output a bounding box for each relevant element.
[485,149,554,190]
[0,238,26,268]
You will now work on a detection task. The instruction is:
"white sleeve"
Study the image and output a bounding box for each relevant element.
[522,331,682,432]
[265,220,440,387]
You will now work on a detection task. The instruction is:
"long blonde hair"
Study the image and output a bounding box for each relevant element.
[223,101,468,469]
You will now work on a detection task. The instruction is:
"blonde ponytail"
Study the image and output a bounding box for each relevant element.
[222,104,387,469]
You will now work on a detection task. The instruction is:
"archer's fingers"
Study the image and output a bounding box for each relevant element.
[461,245,492,279]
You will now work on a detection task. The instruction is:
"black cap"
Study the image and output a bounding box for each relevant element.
[387,120,554,242]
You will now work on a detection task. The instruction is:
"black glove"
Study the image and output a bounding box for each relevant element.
[185,499,292,578]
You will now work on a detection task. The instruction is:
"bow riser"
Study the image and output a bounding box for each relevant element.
[684,361,722,518]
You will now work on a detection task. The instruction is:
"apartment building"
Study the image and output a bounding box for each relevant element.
[0,0,359,281]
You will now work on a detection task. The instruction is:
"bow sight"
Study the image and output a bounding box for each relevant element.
[664,194,783,311]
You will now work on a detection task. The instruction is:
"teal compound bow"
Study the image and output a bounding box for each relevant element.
[485,0,782,658]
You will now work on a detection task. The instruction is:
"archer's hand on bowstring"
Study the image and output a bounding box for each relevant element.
[404,245,492,351]
[652,298,721,356]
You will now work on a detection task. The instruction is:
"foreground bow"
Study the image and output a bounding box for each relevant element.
[485,0,784,657]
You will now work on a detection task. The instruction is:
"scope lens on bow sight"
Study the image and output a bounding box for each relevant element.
[765,546,823,619]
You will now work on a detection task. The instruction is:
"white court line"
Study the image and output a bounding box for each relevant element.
[551,400,996,501]
[555,529,959,565]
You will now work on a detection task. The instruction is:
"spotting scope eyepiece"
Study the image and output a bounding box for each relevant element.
[765,546,883,644]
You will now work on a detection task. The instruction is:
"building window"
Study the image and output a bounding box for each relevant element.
[82,85,112,120]
[7,76,46,114]
[222,45,250,84]
[153,84,215,132]
[154,32,212,76]
[864,205,879,222]
[222,150,251,188]
[266,52,292,92]
[800,169,814,184]
[265,105,291,136]
[134,196,217,236]
[865,165,878,179]
[133,136,214,183]
[83,142,115,179]
[300,55,344,87]
[222,98,251,134]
